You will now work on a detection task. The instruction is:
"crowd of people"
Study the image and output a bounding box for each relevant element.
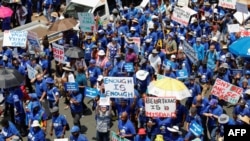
[0,0,250,141]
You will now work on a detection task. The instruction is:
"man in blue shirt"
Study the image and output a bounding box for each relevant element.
[0,119,20,140]
[117,112,136,140]
[87,59,102,87]
[31,73,47,99]
[232,99,250,123]
[69,90,83,129]
[70,126,88,141]
[28,120,46,141]
[50,106,68,138]
[134,128,150,141]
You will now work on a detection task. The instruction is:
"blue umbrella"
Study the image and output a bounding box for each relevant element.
[229,37,250,57]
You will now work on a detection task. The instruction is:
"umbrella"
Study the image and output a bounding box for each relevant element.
[237,0,250,5]
[229,37,250,57]
[0,68,24,88]
[65,47,84,58]
[48,18,78,32]
[0,6,13,18]
[147,77,191,100]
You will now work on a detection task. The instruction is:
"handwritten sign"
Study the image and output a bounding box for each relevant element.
[99,97,110,106]
[227,24,240,33]
[27,31,40,48]
[103,77,134,98]
[27,64,38,79]
[145,97,176,117]
[124,63,134,72]
[234,11,250,24]
[211,78,242,104]
[171,6,197,27]
[177,0,189,7]
[3,30,28,47]
[219,0,236,9]
[85,87,99,98]
[236,2,248,14]
[78,12,95,32]
[176,69,188,80]
[64,82,79,91]
[182,41,199,64]
[52,43,65,63]
[111,131,130,141]
[189,121,204,136]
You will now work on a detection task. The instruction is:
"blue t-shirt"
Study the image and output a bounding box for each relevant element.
[52,115,68,138]
[118,119,136,140]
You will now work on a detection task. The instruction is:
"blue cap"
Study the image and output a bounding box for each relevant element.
[71,126,80,133]
[90,59,96,64]
[105,61,112,68]
[209,99,218,105]
[169,32,174,38]
[46,77,54,84]
[246,70,250,75]
[32,101,40,109]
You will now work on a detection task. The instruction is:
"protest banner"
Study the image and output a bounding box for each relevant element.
[189,121,204,136]
[176,69,188,80]
[177,0,189,7]
[85,87,99,98]
[236,2,248,14]
[234,11,250,24]
[171,6,197,27]
[111,131,130,141]
[64,82,79,91]
[124,63,134,72]
[240,29,250,37]
[211,78,242,104]
[182,41,199,64]
[140,0,149,8]
[103,77,134,98]
[145,97,176,117]
[27,64,38,79]
[219,0,236,9]
[131,37,141,52]
[99,97,110,106]
[27,31,40,49]
[158,3,166,13]
[3,30,28,47]
[52,43,65,63]
[78,12,95,32]
[230,69,243,76]
[227,24,240,33]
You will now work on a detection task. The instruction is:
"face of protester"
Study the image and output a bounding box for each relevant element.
[33,126,40,131]
[13,60,19,68]
[120,112,128,122]
[242,82,248,89]
[52,112,59,117]
[100,106,107,112]
[209,45,215,52]
[72,132,80,137]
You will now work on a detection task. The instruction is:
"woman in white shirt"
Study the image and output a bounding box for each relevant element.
[16,2,28,26]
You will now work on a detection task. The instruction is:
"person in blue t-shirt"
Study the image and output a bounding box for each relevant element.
[69,90,83,129]
[167,125,184,141]
[28,120,46,141]
[45,77,60,109]
[156,117,173,141]
[185,107,202,131]
[69,126,88,141]
[117,112,136,140]
[134,128,150,141]
[232,99,250,123]
[0,119,20,140]
[50,106,68,138]
[87,59,102,87]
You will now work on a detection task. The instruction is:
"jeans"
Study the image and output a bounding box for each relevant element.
[37,0,42,13]
[43,8,53,22]
[71,112,82,128]
[208,125,217,141]
[96,131,109,141]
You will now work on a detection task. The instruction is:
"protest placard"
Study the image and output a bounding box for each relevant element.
[78,12,95,32]
[158,3,166,13]
[211,78,242,104]
[54,138,68,141]
[230,69,243,76]
[124,63,134,72]
[131,37,141,52]
[236,2,248,14]
[111,131,130,141]
[234,11,250,24]
[227,24,240,33]
[219,0,236,9]
[52,43,65,63]
[182,41,199,64]
[99,97,110,106]
[145,97,176,117]
[140,0,149,8]
[3,30,28,47]
[176,69,188,80]
[189,121,204,136]
[103,77,134,98]
[64,82,79,91]
[27,31,40,49]
[177,0,189,7]
[85,87,99,98]
[171,6,197,27]
[27,64,38,79]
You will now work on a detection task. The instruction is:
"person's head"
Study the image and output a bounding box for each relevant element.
[115,54,122,62]
[100,105,107,112]
[239,99,246,109]
[31,57,37,66]
[120,99,128,107]
[98,50,106,58]
[12,59,19,68]
[31,120,41,131]
[209,45,216,52]
[128,44,134,52]
[195,95,202,106]
[51,106,59,117]
[170,54,176,61]
[77,67,84,74]
[209,99,218,108]
[0,119,9,128]
[138,128,147,138]
[32,101,40,113]
[46,77,54,88]
[120,112,128,122]
[196,37,201,45]
[189,107,197,117]
[167,126,182,137]
[189,75,195,84]
[71,126,80,137]
[89,59,96,67]
[152,49,158,57]
[36,73,43,82]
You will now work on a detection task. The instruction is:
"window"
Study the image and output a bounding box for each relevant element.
[94,5,105,17]
[64,3,93,19]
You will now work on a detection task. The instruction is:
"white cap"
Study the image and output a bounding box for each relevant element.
[98,50,105,56]
[171,54,176,59]
[130,27,136,31]
[31,120,40,127]
[97,75,104,81]
[211,36,218,42]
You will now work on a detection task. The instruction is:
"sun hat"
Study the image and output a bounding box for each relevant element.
[51,106,59,113]
[171,54,176,59]
[71,125,80,133]
[219,63,229,69]
[218,114,230,124]
[46,77,54,84]
[136,70,149,81]
[97,75,104,81]
[98,50,105,56]
[138,128,147,135]
[209,99,218,105]
[245,89,250,95]
[167,126,182,134]
[31,120,40,127]
[63,63,73,71]
[145,38,152,43]
[51,12,58,18]
[152,49,158,54]
[211,36,218,42]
